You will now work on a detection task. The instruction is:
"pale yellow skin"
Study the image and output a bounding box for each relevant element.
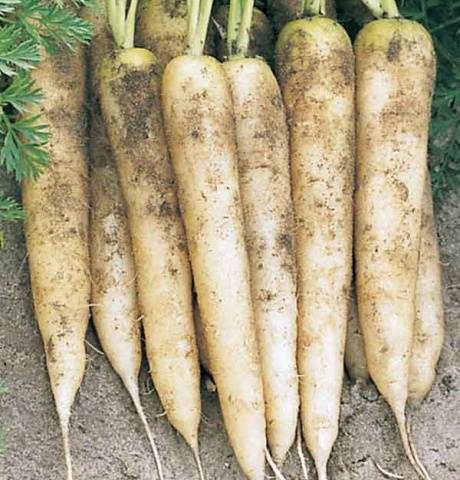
[355,18,435,413]
[275,18,354,480]
[85,3,142,402]
[90,159,142,391]
[90,154,142,394]
[223,57,298,465]
[135,0,187,68]
[99,49,201,452]
[346,179,444,398]
[162,55,266,480]
[409,178,445,402]
[22,46,90,478]
[354,19,436,478]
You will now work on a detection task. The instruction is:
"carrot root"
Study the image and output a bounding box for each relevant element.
[316,464,328,480]
[296,424,309,480]
[395,412,431,480]
[265,447,287,480]
[59,413,72,480]
[193,447,206,480]
[406,418,433,480]
[127,382,164,480]
[372,459,404,479]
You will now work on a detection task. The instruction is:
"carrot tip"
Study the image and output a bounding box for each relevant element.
[372,459,404,479]
[296,423,309,480]
[265,447,288,480]
[395,411,431,480]
[406,419,433,480]
[193,447,206,480]
[130,391,165,480]
[59,416,73,480]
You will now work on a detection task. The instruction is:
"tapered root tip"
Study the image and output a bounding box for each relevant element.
[407,419,433,480]
[265,447,288,480]
[193,447,206,480]
[395,412,432,480]
[59,416,73,480]
[296,424,309,480]
[130,393,164,480]
[316,464,328,480]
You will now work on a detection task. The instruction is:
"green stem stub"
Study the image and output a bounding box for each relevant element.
[106,0,139,49]
[361,0,400,18]
[187,0,214,55]
[235,0,255,57]
[303,0,326,16]
[226,0,255,58]
[227,0,242,56]
[381,0,400,18]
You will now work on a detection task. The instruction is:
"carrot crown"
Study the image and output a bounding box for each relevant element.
[106,0,139,48]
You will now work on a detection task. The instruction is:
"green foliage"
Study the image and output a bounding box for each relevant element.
[0,0,92,225]
[0,194,24,220]
[0,25,40,76]
[400,0,460,200]
[14,1,92,53]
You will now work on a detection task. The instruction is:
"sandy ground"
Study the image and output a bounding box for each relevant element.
[0,170,459,480]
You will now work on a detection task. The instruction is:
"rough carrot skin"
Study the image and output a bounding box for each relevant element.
[409,176,445,402]
[162,55,266,480]
[346,178,444,398]
[223,57,299,465]
[86,3,142,402]
[99,49,201,452]
[275,17,355,480]
[354,18,436,479]
[354,18,436,414]
[22,45,90,476]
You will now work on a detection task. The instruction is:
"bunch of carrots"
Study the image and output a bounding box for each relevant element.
[22,0,444,478]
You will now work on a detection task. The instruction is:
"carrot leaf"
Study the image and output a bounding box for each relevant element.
[0,195,24,223]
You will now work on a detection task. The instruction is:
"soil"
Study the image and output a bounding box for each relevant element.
[0,171,458,479]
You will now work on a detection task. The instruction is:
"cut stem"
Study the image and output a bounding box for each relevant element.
[187,0,201,52]
[359,0,384,18]
[123,0,139,48]
[381,0,400,18]
[303,0,321,16]
[227,0,242,57]
[105,0,140,49]
[106,0,126,48]
[188,0,214,55]
[235,0,254,57]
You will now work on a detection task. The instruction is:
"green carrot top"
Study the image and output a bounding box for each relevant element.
[106,0,139,48]
[227,0,255,58]
[187,0,214,55]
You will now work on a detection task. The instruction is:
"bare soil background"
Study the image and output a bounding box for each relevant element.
[0,172,458,479]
